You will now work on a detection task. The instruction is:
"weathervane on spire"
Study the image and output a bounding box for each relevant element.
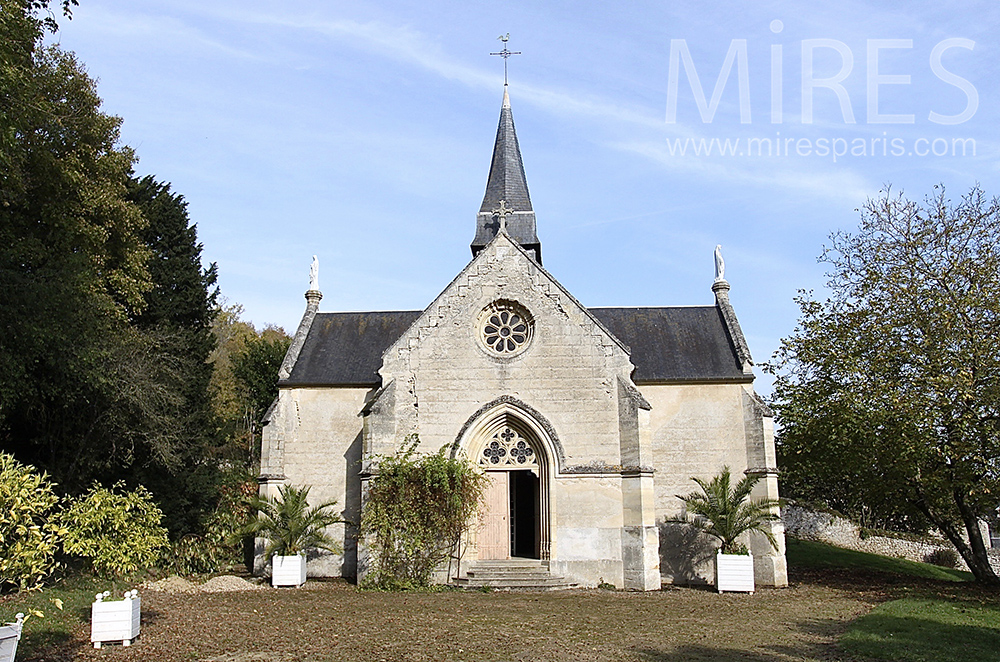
[490,33,521,85]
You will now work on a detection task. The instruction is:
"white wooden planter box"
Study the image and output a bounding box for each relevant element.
[716,552,755,593]
[272,554,307,587]
[91,590,140,648]
[0,614,24,662]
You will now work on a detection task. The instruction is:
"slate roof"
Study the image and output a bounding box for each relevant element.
[281,305,748,387]
[283,311,421,386]
[589,306,747,382]
[471,87,542,263]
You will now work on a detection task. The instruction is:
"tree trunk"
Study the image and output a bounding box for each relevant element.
[952,489,1000,586]
[913,492,1000,585]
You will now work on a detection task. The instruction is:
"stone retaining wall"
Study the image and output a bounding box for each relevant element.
[782,504,1000,575]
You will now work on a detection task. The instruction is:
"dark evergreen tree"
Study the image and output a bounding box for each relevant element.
[0,2,222,538]
[125,175,221,537]
[231,332,291,468]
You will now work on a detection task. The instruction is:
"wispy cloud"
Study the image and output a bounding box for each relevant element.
[58,4,264,61]
[200,9,690,135]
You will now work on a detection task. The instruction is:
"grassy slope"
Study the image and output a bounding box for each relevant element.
[788,537,1000,662]
[786,538,974,582]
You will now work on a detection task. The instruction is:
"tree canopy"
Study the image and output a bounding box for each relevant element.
[1,0,153,479]
[769,185,1000,585]
[0,1,228,538]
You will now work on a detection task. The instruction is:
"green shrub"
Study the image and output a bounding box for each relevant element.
[924,548,960,569]
[166,474,256,575]
[0,453,66,592]
[60,482,169,577]
[361,436,486,590]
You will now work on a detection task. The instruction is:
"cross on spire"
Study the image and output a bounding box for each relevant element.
[492,199,513,233]
[490,33,521,85]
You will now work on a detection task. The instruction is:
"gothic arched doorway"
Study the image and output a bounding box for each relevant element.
[462,408,553,561]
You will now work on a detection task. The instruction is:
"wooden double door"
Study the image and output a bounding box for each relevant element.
[479,470,540,560]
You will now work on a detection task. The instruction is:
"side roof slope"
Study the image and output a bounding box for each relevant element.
[283,311,421,386]
[282,306,747,386]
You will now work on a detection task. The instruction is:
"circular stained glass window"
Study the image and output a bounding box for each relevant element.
[479,301,533,356]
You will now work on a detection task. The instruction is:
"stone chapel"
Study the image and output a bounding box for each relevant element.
[258,85,788,590]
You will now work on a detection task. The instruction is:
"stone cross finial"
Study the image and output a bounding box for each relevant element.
[714,244,725,282]
[492,199,513,233]
[309,255,319,291]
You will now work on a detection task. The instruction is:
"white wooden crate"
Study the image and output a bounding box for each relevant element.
[0,614,24,662]
[272,554,307,587]
[91,591,140,648]
[716,552,755,594]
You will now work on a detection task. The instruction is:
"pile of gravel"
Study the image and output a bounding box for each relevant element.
[199,575,264,592]
[143,575,265,593]
[143,576,198,593]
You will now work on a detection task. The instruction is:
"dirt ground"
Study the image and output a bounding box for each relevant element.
[21,568,923,662]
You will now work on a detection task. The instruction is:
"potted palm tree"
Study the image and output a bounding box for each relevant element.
[678,467,780,593]
[245,484,342,587]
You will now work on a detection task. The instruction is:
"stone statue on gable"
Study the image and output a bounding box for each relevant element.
[714,245,725,282]
[309,255,319,291]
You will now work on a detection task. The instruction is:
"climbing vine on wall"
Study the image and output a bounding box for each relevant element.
[361,436,486,590]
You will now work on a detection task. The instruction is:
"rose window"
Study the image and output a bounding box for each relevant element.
[479,301,533,356]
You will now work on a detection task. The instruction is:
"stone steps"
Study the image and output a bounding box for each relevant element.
[455,559,577,591]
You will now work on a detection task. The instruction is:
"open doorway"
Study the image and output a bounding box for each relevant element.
[479,470,540,560]
[510,470,539,558]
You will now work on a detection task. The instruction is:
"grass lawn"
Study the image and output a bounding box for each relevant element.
[0,540,996,662]
[787,538,1000,662]
[841,597,1000,662]
[0,573,132,656]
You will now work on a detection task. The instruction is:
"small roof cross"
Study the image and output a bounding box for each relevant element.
[492,199,513,233]
[490,33,521,85]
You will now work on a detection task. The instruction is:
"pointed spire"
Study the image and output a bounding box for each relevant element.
[471,86,542,263]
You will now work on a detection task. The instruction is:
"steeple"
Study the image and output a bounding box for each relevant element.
[471,86,542,263]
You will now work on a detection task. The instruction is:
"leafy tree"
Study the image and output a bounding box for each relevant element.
[768,185,1000,585]
[0,0,158,484]
[207,302,259,438]
[244,484,341,557]
[361,436,487,589]
[677,467,780,555]
[1,1,227,541]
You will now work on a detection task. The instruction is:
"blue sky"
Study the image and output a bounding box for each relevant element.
[51,1,1000,396]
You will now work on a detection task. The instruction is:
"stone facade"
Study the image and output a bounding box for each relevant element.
[257,85,787,590]
[258,237,787,588]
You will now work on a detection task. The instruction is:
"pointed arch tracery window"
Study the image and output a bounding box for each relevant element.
[479,425,538,469]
